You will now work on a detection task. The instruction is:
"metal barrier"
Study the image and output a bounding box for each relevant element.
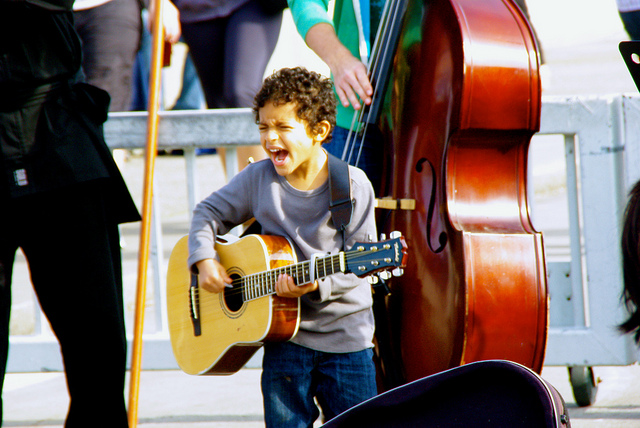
[540,95,639,367]
[7,96,640,374]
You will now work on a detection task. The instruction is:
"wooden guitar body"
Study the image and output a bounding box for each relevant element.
[166,234,299,375]
[167,233,408,376]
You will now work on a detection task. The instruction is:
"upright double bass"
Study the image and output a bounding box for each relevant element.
[369,0,548,386]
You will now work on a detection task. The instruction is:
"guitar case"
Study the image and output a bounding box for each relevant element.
[321,360,571,428]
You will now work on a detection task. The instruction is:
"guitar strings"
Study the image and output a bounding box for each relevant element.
[190,243,400,315]
[197,248,391,300]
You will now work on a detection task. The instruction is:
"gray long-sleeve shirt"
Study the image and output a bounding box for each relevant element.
[188,158,376,353]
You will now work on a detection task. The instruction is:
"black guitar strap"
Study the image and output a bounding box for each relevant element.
[327,152,353,250]
[327,154,403,390]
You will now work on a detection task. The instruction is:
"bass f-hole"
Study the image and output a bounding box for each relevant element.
[415,157,447,254]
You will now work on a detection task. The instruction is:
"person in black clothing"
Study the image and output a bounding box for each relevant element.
[0,1,140,426]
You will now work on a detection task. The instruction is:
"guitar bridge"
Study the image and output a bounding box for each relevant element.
[189,274,202,336]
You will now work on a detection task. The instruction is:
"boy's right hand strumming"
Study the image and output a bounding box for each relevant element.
[195,259,232,293]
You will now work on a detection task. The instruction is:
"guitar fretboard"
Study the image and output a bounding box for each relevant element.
[241,253,344,301]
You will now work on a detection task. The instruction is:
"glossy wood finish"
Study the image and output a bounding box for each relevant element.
[128,4,168,424]
[167,232,408,375]
[377,0,547,385]
[166,235,299,375]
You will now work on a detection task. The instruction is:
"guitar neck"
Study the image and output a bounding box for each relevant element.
[241,252,345,301]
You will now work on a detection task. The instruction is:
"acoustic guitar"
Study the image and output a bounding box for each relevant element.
[167,233,408,375]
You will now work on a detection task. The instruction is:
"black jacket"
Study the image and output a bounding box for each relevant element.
[0,2,140,224]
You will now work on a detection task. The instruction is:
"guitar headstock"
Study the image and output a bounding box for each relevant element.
[345,231,408,279]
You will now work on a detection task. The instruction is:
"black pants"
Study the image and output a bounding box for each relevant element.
[0,183,129,427]
[181,0,282,109]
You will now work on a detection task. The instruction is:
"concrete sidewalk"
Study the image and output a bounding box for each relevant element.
[3,364,640,427]
[3,368,264,428]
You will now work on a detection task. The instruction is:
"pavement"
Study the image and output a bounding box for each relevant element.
[5,1,640,427]
[3,363,640,427]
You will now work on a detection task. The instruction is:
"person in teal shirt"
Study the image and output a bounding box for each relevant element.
[288,0,386,193]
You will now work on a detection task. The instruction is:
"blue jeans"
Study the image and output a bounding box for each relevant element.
[620,10,640,41]
[172,51,205,110]
[130,12,204,111]
[325,125,384,194]
[261,342,377,427]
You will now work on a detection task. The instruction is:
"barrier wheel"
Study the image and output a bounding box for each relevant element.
[568,365,598,407]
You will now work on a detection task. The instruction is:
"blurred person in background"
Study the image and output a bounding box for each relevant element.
[73,0,144,112]
[73,0,142,169]
[287,0,386,193]
[171,0,286,171]
[130,0,203,113]
[617,0,640,41]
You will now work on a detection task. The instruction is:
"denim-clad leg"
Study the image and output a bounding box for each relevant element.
[261,342,377,427]
[325,126,384,194]
[172,50,206,110]
[262,342,320,428]
[314,347,377,421]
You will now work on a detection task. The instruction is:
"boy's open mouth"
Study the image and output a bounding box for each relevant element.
[270,149,288,166]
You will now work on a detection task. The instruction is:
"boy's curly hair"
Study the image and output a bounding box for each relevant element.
[253,67,336,143]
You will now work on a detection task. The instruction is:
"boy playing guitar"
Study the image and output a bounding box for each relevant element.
[188,67,380,426]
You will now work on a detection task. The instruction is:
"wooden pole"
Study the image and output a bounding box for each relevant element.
[127,1,165,426]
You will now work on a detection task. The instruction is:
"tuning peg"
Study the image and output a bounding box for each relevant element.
[390,231,402,239]
[367,275,379,285]
[368,234,375,242]
[379,233,386,241]
[379,271,392,280]
[392,268,404,277]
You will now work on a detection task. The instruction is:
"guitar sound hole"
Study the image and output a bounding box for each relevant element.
[223,274,244,313]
